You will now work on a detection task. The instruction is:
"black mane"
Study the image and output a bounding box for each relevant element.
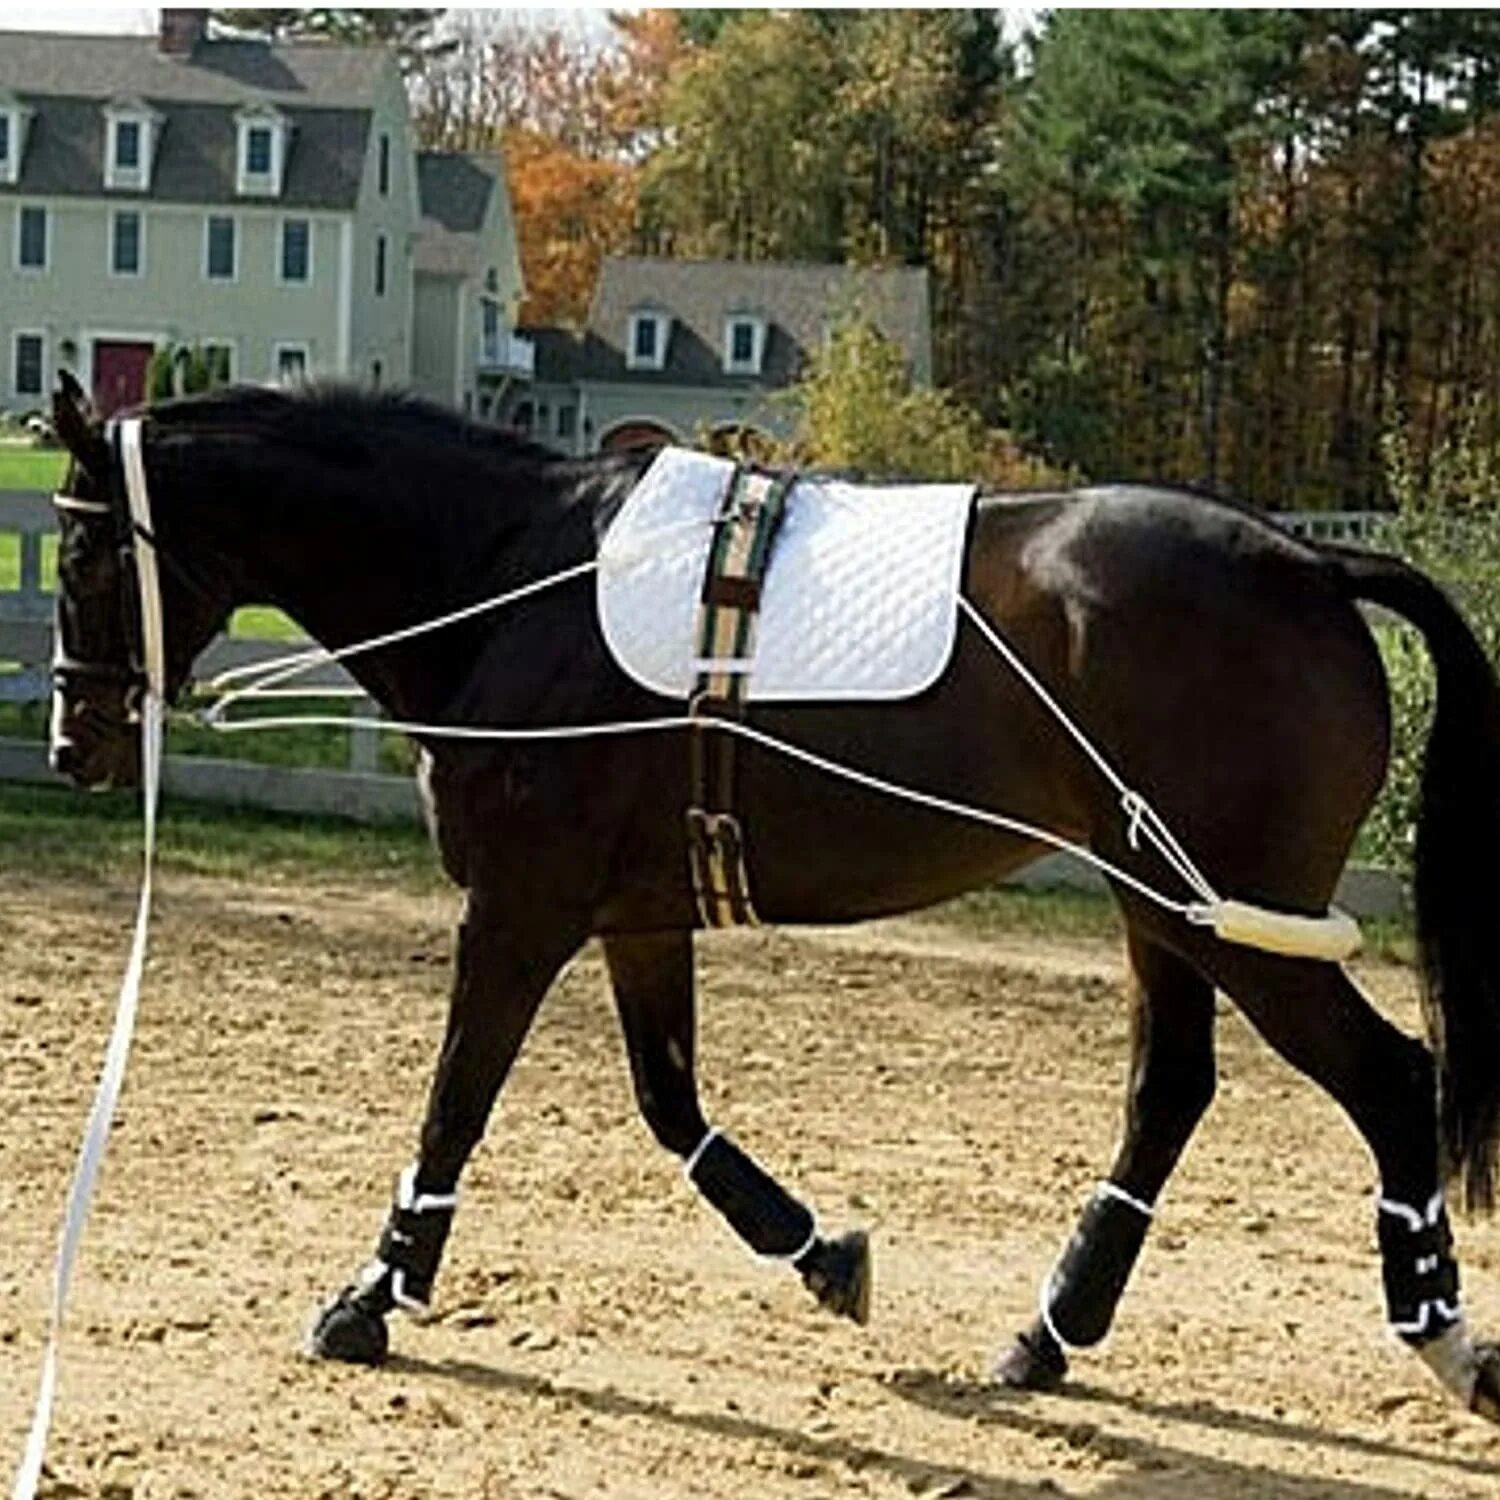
[145,381,564,471]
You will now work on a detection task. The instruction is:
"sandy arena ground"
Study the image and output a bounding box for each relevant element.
[5,867,1500,1499]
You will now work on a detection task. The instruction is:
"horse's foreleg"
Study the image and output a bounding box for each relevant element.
[603,929,871,1324]
[998,928,1215,1390]
[309,888,586,1364]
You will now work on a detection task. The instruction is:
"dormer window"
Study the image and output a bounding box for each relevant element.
[723,314,766,375]
[104,99,160,192]
[235,104,288,198]
[627,310,670,372]
[246,126,272,175]
[0,92,31,188]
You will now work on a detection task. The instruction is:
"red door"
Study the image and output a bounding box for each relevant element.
[92,341,155,418]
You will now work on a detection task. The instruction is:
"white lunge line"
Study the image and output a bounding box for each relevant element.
[13,420,164,1500]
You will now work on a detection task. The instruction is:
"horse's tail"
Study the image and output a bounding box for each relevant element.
[1334,547,1500,1212]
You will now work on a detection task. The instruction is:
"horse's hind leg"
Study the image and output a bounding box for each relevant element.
[309,888,588,1364]
[997,926,1216,1390]
[1199,944,1500,1417]
[604,929,871,1323]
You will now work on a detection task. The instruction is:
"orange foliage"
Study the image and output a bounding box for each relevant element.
[499,11,685,325]
[505,127,637,327]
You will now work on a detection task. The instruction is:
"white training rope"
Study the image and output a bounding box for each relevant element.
[201,539,1373,963]
[13,419,164,1500]
[205,704,1217,920]
[14,458,1358,1490]
[955,597,1216,904]
[199,556,1225,921]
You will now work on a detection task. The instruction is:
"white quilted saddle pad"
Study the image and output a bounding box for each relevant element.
[597,447,975,702]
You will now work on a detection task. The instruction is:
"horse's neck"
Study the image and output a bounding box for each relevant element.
[191,465,556,723]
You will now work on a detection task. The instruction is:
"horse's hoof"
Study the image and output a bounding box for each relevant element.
[799,1230,872,1325]
[307,1289,389,1366]
[993,1326,1068,1392]
[1471,1342,1500,1422]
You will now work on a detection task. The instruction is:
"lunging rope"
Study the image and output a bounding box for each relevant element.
[14,441,1361,1499]
[198,507,1363,965]
[13,421,165,1500]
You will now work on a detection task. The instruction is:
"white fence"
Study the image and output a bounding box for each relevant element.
[0,489,419,822]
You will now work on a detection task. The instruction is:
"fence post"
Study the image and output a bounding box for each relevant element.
[19,529,42,599]
[349,696,381,775]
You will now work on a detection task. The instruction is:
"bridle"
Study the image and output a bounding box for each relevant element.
[51,417,166,721]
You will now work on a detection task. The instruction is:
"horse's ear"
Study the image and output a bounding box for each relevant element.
[53,371,109,478]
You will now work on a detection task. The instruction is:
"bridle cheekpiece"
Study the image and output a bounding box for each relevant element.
[50,416,166,722]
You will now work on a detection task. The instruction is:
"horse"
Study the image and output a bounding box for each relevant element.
[44,371,1500,1419]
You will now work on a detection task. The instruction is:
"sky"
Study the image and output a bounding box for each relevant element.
[1,5,1041,42]
[0,4,625,35]
[3,4,157,31]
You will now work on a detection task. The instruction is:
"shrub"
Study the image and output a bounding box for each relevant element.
[1363,403,1500,874]
[146,347,177,403]
[779,316,1072,487]
[146,342,231,403]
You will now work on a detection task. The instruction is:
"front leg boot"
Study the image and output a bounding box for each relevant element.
[308,1165,458,1364]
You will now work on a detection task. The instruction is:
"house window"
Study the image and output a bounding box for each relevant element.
[206,215,235,279]
[0,105,24,187]
[104,105,159,191]
[13,332,43,396]
[111,210,142,276]
[17,206,46,270]
[627,311,670,371]
[245,125,272,177]
[724,316,763,374]
[513,400,533,432]
[557,405,577,440]
[115,120,141,171]
[274,344,308,383]
[234,108,285,197]
[375,234,387,296]
[379,133,390,195]
[280,218,310,283]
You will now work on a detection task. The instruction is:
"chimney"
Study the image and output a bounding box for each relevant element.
[158,9,208,56]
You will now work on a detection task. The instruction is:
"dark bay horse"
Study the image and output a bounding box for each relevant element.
[44,375,1500,1418]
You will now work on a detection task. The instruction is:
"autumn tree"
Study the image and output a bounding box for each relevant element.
[410,11,686,325]
[640,10,1011,393]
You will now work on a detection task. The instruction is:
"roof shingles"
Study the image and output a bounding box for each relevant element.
[0,31,379,209]
[529,257,932,390]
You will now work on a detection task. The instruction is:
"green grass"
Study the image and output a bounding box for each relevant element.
[0,781,439,886]
[230,605,301,639]
[0,698,417,776]
[0,446,67,491]
[0,532,59,591]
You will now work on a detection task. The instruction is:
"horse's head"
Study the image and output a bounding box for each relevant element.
[49,373,234,788]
